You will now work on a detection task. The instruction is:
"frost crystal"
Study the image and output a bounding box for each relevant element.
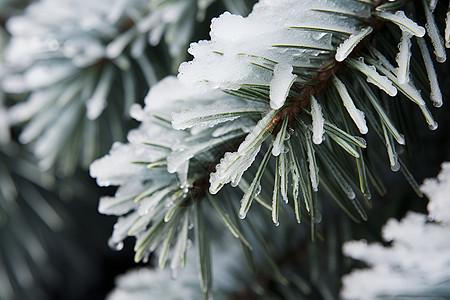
[341,162,450,299]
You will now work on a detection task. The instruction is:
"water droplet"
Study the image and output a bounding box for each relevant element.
[313,211,322,223]
[274,222,280,227]
[428,122,438,130]
[355,137,367,147]
[363,192,372,201]
[255,185,262,197]
[284,132,291,141]
[348,192,356,200]
[391,162,400,172]
[238,212,246,220]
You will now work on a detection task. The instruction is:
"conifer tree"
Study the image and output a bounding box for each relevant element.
[0,0,449,299]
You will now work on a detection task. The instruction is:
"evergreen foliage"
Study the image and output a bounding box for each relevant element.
[0,0,449,299]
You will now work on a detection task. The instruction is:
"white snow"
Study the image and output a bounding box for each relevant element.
[341,162,450,299]
[89,141,170,187]
[209,110,277,194]
[98,181,146,216]
[143,75,225,115]
[178,0,370,92]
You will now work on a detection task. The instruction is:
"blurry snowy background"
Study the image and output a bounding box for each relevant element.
[0,0,449,299]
